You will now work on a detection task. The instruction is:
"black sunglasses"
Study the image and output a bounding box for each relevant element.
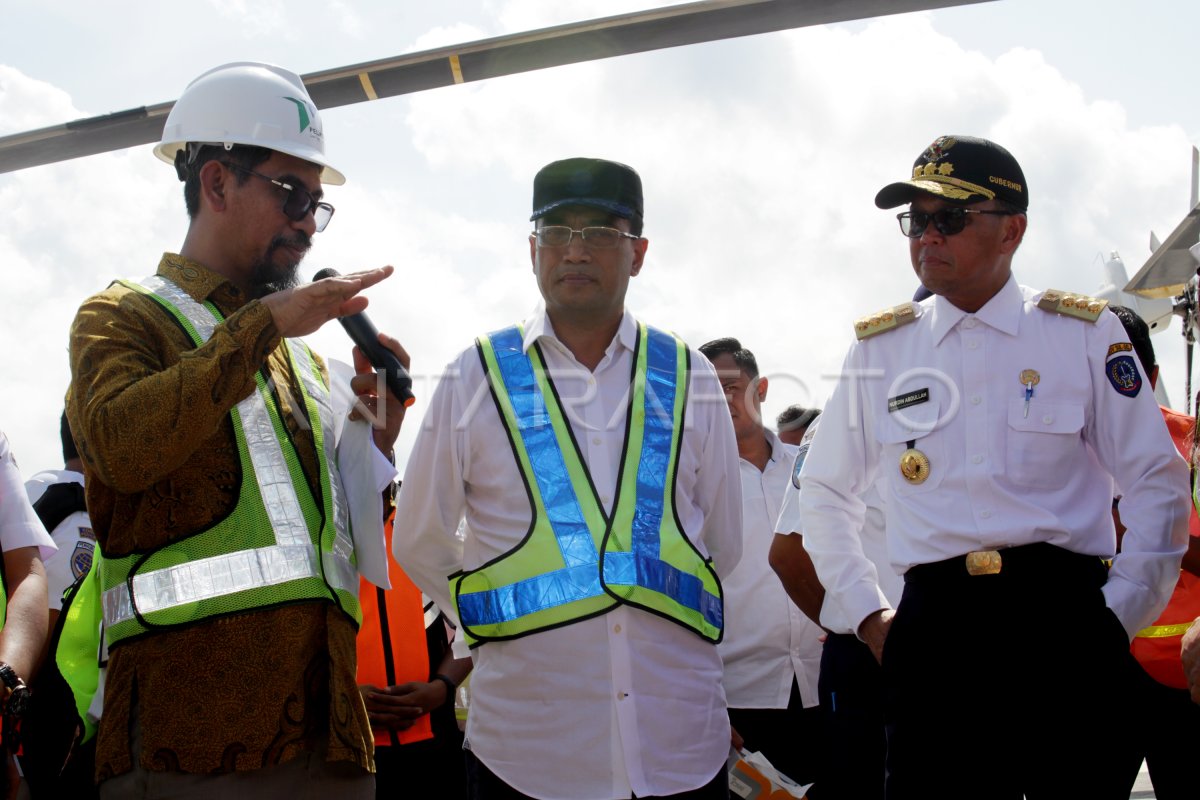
[896,207,1017,238]
[222,162,335,232]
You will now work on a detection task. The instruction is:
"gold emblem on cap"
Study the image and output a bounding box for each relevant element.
[899,448,930,485]
[965,550,1003,576]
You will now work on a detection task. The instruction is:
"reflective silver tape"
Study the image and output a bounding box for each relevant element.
[104,545,319,625]
[286,340,355,592]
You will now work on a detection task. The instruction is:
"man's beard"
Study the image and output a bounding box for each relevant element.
[249,233,311,297]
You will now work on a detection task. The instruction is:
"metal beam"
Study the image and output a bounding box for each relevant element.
[0,0,992,174]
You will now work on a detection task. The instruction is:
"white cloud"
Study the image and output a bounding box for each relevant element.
[1,3,1197,475]
[0,66,82,133]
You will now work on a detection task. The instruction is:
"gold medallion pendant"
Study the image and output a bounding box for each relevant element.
[899,448,930,485]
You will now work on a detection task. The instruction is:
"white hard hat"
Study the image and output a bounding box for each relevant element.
[154,62,345,185]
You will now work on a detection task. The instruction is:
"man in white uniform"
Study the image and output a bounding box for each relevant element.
[0,428,55,787]
[394,157,742,800]
[698,338,824,789]
[797,135,1190,800]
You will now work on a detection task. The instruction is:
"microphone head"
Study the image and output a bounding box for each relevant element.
[312,267,340,281]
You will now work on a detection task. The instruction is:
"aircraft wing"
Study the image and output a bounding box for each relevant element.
[0,0,992,174]
[1123,205,1200,299]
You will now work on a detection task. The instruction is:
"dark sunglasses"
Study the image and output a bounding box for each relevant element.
[222,162,335,232]
[896,207,1017,238]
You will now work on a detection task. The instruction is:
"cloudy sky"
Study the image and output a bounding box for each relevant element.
[2,0,1198,474]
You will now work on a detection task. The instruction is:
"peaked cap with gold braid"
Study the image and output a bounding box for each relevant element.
[874,135,1028,211]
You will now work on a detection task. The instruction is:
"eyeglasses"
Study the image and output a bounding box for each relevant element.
[222,162,335,232]
[896,207,1017,238]
[531,226,640,249]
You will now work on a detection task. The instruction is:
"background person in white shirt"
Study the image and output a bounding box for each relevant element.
[698,338,825,790]
[393,157,743,800]
[797,135,1190,800]
[771,416,899,800]
[24,412,94,631]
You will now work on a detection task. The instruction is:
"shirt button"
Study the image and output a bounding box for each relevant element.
[614,624,622,633]
[1042,416,1054,425]
[964,318,977,329]
[970,396,981,405]
[617,692,627,701]
[972,455,983,464]
[981,510,992,519]
[592,437,602,445]
[968,341,979,350]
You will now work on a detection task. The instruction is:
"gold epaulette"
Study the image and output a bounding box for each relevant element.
[853,303,919,341]
[1036,290,1107,322]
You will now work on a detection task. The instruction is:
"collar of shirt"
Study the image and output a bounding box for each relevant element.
[928,273,1022,345]
[158,252,251,312]
[521,305,638,364]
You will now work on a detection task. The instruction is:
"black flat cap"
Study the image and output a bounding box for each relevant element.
[531,157,643,222]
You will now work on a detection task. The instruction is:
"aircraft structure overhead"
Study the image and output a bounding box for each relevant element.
[0,0,992,175]
[1124,147,1200,300]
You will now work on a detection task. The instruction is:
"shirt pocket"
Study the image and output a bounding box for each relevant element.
[1005,399,1085,489]
[875,399,944,495]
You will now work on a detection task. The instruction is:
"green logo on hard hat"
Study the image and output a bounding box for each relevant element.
[282,96,312,132]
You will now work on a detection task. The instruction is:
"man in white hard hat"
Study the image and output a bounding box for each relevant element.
[66,62,406,798]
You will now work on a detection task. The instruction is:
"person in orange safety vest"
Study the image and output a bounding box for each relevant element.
[357,508,472,799]
[1110,305,1200,800]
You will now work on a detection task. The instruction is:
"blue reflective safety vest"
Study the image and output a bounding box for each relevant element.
[450,323,724,646]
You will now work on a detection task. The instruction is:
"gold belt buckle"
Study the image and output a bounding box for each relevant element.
[965,550,1002,576]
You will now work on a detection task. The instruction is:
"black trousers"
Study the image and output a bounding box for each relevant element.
[464,749,729,800]
[727,676,826,791]
[1116,664,1200,799]
[817,633,885,800]
[882,544,1140,800]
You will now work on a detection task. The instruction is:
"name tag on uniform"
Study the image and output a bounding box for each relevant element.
[888,388,929,413]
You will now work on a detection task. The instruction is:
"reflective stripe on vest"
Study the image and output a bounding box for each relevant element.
[451,323,723,645]
[100,276,359,645]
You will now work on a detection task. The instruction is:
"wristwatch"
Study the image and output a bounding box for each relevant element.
[0,662,31,718]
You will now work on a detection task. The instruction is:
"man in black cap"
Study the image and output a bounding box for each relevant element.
[795,135,1190,799]
[394,158,743,799]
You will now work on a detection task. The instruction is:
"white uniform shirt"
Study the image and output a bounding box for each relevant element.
[394,309,743,800]
[25,469,94,610]
[0,431,56,559]
[799,277,1190,638]
[719,430,823,709]
[775,420,902,634]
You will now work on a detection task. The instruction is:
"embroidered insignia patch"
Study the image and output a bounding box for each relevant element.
[1106,355,1142,398]
[1107,342,1133,359]
[78,525,95,541]
[70,540,95,580]
[792,444,810,489]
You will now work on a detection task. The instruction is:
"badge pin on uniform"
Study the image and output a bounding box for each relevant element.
[1020,369,1040,418]
[899,440,930,485]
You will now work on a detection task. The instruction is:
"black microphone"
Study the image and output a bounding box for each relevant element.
[312,268,415,408]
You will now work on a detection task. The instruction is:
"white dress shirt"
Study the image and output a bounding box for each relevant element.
[0,431,56,559]
[775,420,902,635]
[394,308,743,800]
[799,277,1190,639]
[25,468,92,610]
[719,430,823,709]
